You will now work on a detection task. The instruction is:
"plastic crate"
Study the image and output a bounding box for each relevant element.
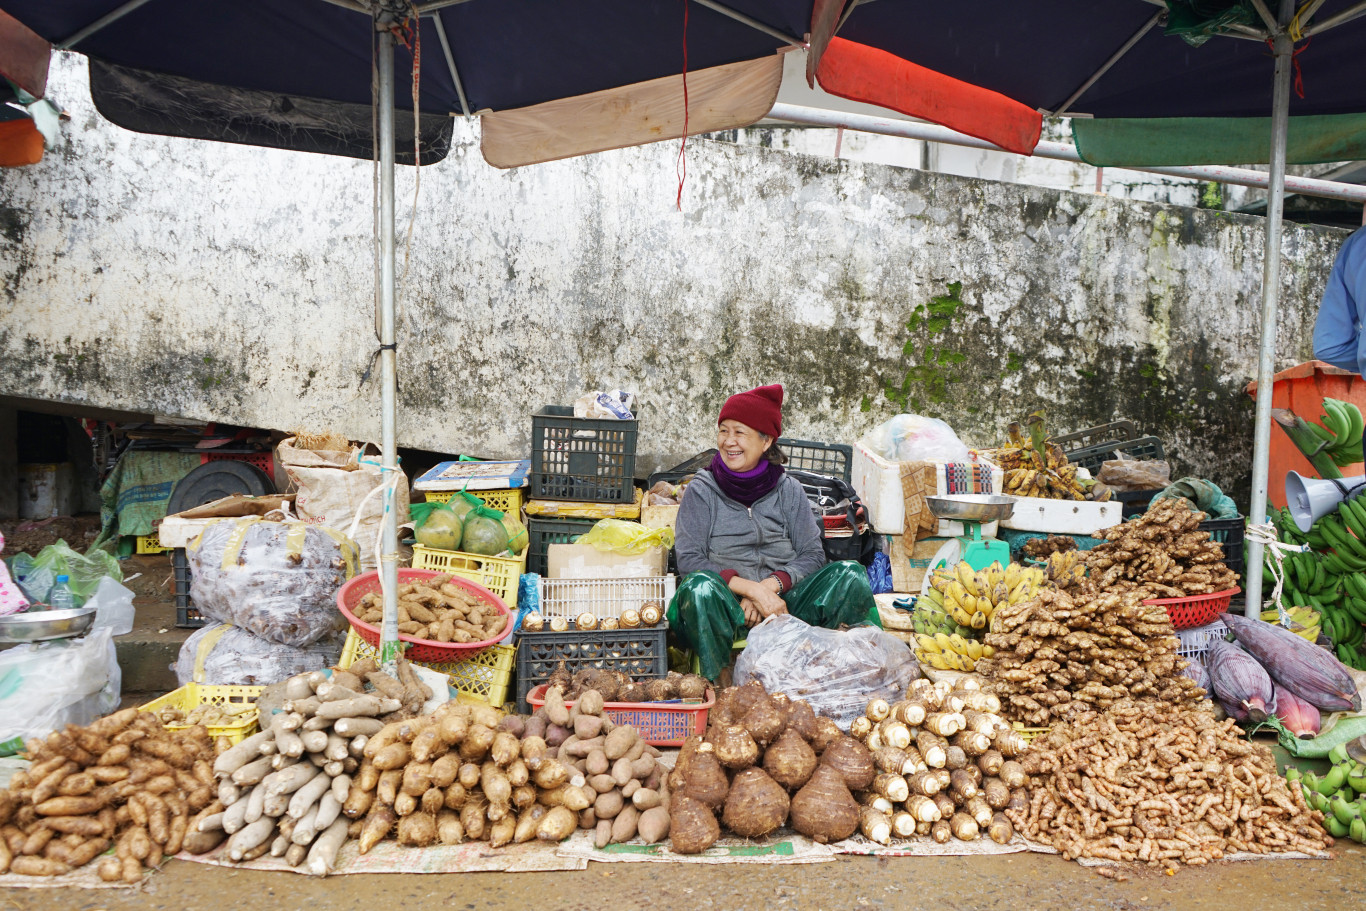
[172,548,204,628]
[525,684,714,747]
[140,682,262,745]
[530,405,639,504]
[201,450,275,482]
[339,629,515,708]
[1201,515,1246,585]
[410,544,525,608]
[424,488,524,515]
[526,516,599,576]
[537,575,677,623]
[135,533,171,554]
[515,626,668,712]
[1051,421,1141,453]
[1176,619,1229,665]
[1143,587,1240,630]
[337,568,513,663]
[1068,436,1165,475]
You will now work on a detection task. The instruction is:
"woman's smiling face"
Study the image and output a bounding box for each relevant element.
[717,420,773,473]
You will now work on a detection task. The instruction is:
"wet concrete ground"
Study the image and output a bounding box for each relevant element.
[6,844,1366,911]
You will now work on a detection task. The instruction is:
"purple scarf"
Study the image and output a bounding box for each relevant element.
[708,453,785,507]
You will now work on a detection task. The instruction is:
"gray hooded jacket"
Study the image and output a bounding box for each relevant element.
[674,469,826,585]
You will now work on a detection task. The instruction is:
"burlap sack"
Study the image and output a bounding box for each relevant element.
[277,437,409,571]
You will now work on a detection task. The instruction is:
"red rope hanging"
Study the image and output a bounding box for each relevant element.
[676,0,690,211]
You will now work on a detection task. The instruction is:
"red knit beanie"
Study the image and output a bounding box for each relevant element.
[718,384,784,439]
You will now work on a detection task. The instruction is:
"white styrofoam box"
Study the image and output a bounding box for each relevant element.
[999,496,1122,534]
[852,441,1003,536]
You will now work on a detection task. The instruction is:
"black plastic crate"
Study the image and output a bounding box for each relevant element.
[172,548,206,628]
[1201,515,1246,587]
[526,516,599,576]
[647,437,852,488]
[1051,421,1141,453]
[530,406,639,504]
[1068,436,1165,475]
[514,627,668,712]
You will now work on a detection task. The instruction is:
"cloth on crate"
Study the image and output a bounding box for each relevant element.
[93,450,203,550]
[707,452,784,507]
[1153,477,1239,520]
[674,470,825,589]
[667,561,881,681]
[897,459,1000,544]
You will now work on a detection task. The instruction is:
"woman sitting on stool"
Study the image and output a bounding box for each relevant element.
[667,384,878,681]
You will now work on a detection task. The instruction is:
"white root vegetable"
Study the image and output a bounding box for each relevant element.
[227,817,276,861]
[289,770,333,819]
[305,818,350,877]
[213,730,272,776]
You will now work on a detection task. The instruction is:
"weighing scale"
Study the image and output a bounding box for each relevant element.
[920,494,1016,593]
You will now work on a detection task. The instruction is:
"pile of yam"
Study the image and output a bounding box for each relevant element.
[353,575,507,644]
[1010,699,1331,868]
[0,708,219,881]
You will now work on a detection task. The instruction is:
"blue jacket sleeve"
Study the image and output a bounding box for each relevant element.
[1314,228,1366,375]
[778,478,827,586]
[674,482,722,577]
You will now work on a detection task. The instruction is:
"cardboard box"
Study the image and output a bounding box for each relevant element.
[547,542,668,579]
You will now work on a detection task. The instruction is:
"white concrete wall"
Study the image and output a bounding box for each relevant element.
[0,53,1351,500]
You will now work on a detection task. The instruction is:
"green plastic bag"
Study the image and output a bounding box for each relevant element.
[9,540,122,607]
[578,519,674,555]
[410,501,464,552]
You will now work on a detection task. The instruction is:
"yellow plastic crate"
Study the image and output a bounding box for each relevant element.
[410,544,525,608]
[139,682,262,745]
[423,488,524,515]
[340,629,515,709]
[136,533,172,554]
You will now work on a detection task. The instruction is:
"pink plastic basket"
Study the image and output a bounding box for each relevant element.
[337,568,511,662]
[525,684,714,747]
[1142,587,1240,630]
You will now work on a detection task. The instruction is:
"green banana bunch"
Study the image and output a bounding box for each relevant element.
[1290,745,1366,842]
[1305,398,1365,468]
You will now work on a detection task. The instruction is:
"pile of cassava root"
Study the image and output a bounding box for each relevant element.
[0,707,220,881]
[1085,499,1238,599]
[1009,700,1331,868]
[974,583,1206,727]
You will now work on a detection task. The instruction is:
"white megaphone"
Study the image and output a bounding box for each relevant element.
[1285,471,1366,532]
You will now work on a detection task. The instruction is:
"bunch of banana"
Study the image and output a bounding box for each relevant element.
[913,561,1047,671]
[1289,743,1366,842]
[1305,398,1365,468]
[1042,549,1086,586]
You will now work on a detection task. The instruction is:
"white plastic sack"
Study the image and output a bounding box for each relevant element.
[859,414,970,463]
[0,629,120,749]
[734,613,918,730]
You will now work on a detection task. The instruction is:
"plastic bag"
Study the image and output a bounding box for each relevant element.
[188,517,358,647]
[461,506,511,556]
[8,539,121,607]
[0,628,120,753]
[411,501,464,551]
[1096,457,1171,491]
[176,622,344,687]
[734,613,918,729]
[85,575,136,636]
[578,518,675,555]
[859,414,970,463]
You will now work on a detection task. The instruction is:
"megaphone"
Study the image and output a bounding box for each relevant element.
[1285,471,1366,532]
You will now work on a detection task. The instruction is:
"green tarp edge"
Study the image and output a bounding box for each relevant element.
[1072,113,1366,168]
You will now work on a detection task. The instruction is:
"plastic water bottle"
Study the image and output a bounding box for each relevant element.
[49,575,75,611]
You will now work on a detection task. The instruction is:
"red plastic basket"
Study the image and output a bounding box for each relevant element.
[1142,587,1240,630]
[525,684,714,747]
[337,568,512,663]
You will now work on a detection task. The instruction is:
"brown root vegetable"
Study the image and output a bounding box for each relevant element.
[819,736,876,791]
[789,765,859,844]
[763,728,818,790]
[669,796,720,855]
[712,725,760,770]
[680,745,729,810]
[722,768,790,838]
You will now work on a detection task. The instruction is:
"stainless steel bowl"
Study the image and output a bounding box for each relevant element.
[925,494,1017,523]
[0,608,99,643]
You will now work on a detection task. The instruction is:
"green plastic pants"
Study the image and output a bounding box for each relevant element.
[667,561,880,682]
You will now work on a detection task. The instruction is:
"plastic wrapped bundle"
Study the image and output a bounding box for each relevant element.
[188,517,358,647]
[734,613,918,729]
[176,622,345,687]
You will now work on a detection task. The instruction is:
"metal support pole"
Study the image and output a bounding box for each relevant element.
[376,26,402,663]
[1244,4,1296,618]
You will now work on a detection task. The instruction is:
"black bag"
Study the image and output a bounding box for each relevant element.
[787,469,881,567]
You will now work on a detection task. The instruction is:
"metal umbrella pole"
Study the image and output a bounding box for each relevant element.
[375,17,402,663]
[1244,0,1297,617]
